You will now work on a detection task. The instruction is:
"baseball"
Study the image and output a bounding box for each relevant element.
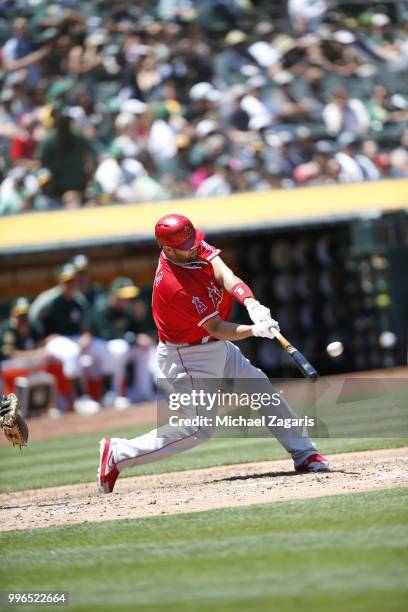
[327,341,344,358]
[379,331,397,348]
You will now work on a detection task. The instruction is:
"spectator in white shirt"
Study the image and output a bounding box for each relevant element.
[323,87,370,136]
[288,0,328,33]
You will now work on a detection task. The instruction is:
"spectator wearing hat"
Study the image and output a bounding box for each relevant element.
[29,264,114,414]
[218,30,252,85]
[90,277,156,404]
[0,298,43,362]
[303,31,361,78]
[185,82,219,123]
[29,264,88,339]
[248,23,281,73]
[363,13,400,63]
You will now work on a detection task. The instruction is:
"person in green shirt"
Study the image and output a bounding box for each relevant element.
[29,264,90,338]
[29,264,115,414]
[35,110,96,199]
[90,277,156,404]
[0,298,43,361]
[71,254,104,307]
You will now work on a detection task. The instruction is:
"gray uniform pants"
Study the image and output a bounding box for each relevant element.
[112,340,318,471]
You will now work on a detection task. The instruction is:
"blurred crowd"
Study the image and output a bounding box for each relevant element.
[0,0,408,215]
[0,255,159,413]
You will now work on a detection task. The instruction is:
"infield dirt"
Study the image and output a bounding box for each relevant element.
[2,368,407,532]
[1,447,407,532]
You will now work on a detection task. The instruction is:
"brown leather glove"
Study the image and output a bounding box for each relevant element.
[0,393,29,448]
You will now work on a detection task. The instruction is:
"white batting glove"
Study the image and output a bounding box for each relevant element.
[246,300,272,324]
[252,319,280,339]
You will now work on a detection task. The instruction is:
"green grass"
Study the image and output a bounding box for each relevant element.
[1,488,407,611]
[0,422,407,492]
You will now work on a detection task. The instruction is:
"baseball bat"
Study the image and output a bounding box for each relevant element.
[272,330,319,382]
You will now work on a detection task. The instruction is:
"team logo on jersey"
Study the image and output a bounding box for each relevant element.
[207,282,223,308]
[155,268,163,286]
[192,296,207,314]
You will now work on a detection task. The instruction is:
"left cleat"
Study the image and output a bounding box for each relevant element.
[295,453,330,473]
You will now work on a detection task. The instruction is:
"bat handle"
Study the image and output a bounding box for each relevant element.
[272,329,288,347]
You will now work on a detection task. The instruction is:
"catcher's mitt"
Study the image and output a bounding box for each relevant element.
[0,393,29,447]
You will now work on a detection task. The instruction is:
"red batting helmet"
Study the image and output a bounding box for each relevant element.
[155,214,205,250]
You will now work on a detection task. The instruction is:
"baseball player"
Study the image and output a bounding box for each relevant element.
[0,298,42,361]
[90,277,156,405]
[29,263,114,413]
[98,214,329,493]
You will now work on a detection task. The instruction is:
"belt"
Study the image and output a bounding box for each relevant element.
[161,337,219,348]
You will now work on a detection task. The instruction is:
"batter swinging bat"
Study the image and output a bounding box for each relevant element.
[272,330,319,382]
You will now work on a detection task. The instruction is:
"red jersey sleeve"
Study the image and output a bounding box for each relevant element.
[198,240,221,262]
[174,288,220,328]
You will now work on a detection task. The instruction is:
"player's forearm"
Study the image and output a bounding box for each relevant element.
[222,272,255,304]
[211,256,257,307]
[222,270,244,294]
[204,318,254,341]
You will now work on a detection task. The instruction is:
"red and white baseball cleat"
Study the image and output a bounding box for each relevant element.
[295,453,330,473]
[97,437,119,494]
